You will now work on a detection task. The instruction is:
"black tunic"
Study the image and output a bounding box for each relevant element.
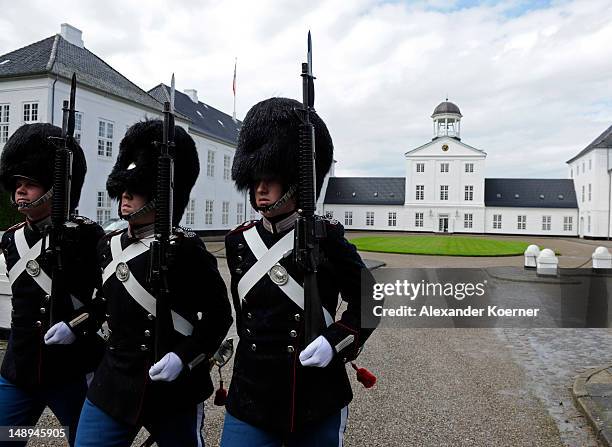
[0,216,105,389]
[86,229,232,425]
[224,216,376,434]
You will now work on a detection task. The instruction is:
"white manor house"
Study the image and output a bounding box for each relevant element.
[322,101,612,239]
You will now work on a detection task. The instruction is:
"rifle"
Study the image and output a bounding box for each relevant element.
[294,32,327,344]
[151,75,176,361]
[47,73,77,326]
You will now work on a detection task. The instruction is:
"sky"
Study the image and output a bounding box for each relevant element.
[1,0,611,179]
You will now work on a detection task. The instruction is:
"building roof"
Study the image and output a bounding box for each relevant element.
[148,84,241,146]
[432,101,462,116]
[484,178,577,208]
[0,34,163,111]
[323,177,405,205]
[566,124,612,164]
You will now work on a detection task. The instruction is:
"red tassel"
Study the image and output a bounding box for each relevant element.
[214,381,227,406]
[351,362,377,389]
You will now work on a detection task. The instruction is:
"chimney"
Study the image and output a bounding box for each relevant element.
[184,89,198,103]
[60,23,84,48]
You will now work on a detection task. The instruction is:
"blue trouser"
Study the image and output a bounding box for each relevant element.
[220,406,348,447]
[75,398,205,447]
[0,374,87,447]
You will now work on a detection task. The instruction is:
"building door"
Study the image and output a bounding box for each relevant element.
[439,216,449,232]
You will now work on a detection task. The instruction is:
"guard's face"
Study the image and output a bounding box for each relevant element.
[121,191,148,216]
[14,178,46,206]
[255,179,283,208]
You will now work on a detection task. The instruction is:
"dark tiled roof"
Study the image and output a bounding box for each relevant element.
[149,84,241,146]
[323,177,405,205]
[484,178,577,208]
[566,124,612,163]
[0,34,163,111]
[432,101,461,116]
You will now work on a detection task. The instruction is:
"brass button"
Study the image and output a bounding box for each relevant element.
[140,344,148,351]
[290,330,297,338]
[147,313,154,320]
[237,243,244,250]
[40,307,46,314]
[287,345,295,353]
[245,328,251,336]
[294,314,301,322]
[105,313,110,319]
[237,255,243,261]
[235,268,243,275]
[251,344,257,352]
[34,321,42,327]
[144,330,151,337]
[246,312,253,319]
[44,294,51,303]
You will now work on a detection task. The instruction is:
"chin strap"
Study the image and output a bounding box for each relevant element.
[11,188,54,210]
[256,184,297,213]
[119,199,156,222]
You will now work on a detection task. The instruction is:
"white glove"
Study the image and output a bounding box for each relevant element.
[149,352,184,382]
[299,335,334,368]
[44,322,76,345]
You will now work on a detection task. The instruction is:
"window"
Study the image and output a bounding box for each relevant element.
[23,102,38,123]
[582,185,585,203]
[205,200,214,225]
[185,199,195,226]
[589,159,592,170]
[344,211,353,226]
[223,155,231,181]
[542,215,551,231]
[97,120,113,157]
[464,213,473,229]
[0,104,8,144]
[493,214,502,230]
[388,212,397,227]
[440,185,448,201]
[366,212,374,226]
[465,163,474,173]
[207,150,215,177]
[464,185,473,201]
[588,215,591,232]
[563,216,573,231]
[416,163,425,173]
[440,163,449,173]
[222,201,229,225]
[588,183,592,201]
[582,162,585,173]
[236,203,244,224]
[415,185,424,201]
[74,112,83,144]
[325,211,334,219]
[570,168,573,178]
[96,191,111,224]
[517,215,526,230]
[415,212,424,228]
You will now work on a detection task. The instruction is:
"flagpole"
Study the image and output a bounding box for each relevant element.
[232,57,237,122]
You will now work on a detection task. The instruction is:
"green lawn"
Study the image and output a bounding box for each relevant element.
[350,235,534,257]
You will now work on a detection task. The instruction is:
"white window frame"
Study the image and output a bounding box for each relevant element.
[440,163,449,173]
[366,211,374,226]
[465,163,474,173]
[0,104,9,144]
[96,191,112,224]
[588,183,592,201]
[185,199,196,226]
[464,213,472,229]
[440,185,449,201]
[222,201,230,225]
[542,215,551,231]
[23,102,39,123]
[223,154,231,181]
[582,185,585,203]
[207,150,215,177]
[205,200,214,225]
[464,185,473,201]
[344,211,353,226]
[388,212,397,227]
[416,185,424,201]
[415,212,424,228]
[493,214,502,230]
[236,203,244,224]
[517,215,526,230]
[563,216,573,231]
[97,119,114,158]
[416,163,425,173]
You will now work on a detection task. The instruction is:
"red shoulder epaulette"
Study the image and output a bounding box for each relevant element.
[5,221,26,232]
[228,219,258,235]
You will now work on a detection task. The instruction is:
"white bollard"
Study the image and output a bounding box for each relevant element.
[592,246,612,270]
[524,244,540,269]
[536,248,559,276]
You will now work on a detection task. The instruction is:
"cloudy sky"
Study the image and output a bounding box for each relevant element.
[1,0,611,179]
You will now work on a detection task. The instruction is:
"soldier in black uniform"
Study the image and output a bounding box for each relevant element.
[68,120,232,447]
[0,123,104,447]
[221,97,377,446]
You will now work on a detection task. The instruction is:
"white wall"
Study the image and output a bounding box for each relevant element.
[484,207,578,236]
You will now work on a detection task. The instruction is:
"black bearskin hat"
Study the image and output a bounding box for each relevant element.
[232,97,333,201]
[106,120,199,225]
[0,123,87,210]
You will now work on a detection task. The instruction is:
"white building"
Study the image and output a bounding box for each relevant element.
[0,24,249,234]
[323,101,580,237]
[566,125,612,238]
